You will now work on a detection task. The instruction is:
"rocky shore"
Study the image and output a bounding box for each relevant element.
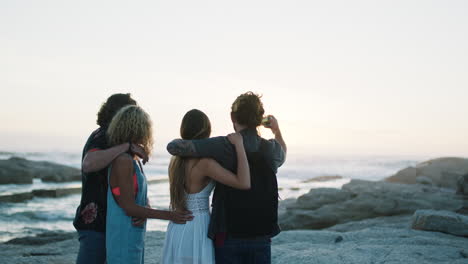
[1,157,467,263]
[0,157,81,184]
[1,221,467,264]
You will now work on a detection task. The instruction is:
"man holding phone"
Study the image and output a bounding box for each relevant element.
[167,92,286,264]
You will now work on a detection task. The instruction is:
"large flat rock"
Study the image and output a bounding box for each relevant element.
[385,157,468,190]
[0,157,80,184]
[279,179,464,230]
[412,210,468,237]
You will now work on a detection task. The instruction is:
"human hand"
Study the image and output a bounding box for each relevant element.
[131,144,149,164]
[132,217,146,227]
[227,132,243,147]
[132,202,151,226]
[263,115,280,134]
[170,210,194,224]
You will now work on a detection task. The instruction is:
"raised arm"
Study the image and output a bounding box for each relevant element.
[83,143,149,173]
[199,133,250,190]
[109,154,193,223]
[266,115,287,155]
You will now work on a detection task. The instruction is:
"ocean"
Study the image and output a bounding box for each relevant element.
[0,151,427,242]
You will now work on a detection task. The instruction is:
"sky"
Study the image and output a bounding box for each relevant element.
[1,0,467,156]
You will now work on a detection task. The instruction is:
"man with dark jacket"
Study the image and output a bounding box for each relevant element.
[167,92,286,263]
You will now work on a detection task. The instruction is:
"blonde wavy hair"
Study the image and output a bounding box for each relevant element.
[107,105,154,155]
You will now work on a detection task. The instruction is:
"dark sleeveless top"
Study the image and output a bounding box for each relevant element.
[73,127,109,233]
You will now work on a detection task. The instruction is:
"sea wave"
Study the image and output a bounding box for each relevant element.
[2,211,74,221]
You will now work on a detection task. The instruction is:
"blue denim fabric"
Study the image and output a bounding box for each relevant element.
[215,238,271,264]
[76,230,106,264]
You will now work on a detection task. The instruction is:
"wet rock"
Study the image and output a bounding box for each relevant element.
[0,192,33,203]
[32,187,81,198]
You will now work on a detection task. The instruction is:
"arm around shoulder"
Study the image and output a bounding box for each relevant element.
[82,143,130,173]
[201,158,251,190]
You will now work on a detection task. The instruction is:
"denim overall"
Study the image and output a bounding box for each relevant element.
[106,160,147,264]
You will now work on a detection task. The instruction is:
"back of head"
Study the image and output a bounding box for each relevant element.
[169,109,211,211]
[180,109,212,140]
[106,105,153,155]
[97,93,137,127]
[231,91,264,129]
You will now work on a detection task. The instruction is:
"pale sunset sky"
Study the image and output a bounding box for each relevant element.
[1,0,467,156]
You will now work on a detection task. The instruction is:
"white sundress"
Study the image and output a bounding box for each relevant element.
[161,180,215,264]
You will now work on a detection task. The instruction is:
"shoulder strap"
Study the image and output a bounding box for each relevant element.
[137,159,145,175]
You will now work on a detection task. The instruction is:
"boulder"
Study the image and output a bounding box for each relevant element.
[412,210,468,237]
[457,174,468,196]
[0,159,34,184]
[279,180,463,230]
[0,157,80,184]
[385,157,468,189]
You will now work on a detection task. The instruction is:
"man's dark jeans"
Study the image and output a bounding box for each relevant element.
[215,238,271,264]
[76,230,106,264]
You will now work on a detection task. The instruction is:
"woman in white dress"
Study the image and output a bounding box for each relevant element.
[161,109,251,264]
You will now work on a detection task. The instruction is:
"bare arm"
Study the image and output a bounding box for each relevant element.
[201,133,250,190]
[110,154,193,223]
[82,143,130,173]
[265,115,287,155]
[83,143,149,173]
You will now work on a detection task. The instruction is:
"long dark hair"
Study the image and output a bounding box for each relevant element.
[169,109,211,211]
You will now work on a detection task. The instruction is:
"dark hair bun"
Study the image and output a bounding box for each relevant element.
[231,92,264,128]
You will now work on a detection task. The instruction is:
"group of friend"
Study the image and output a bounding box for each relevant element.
[73,92,287,264]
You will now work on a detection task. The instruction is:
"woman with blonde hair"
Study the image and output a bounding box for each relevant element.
[106,105,193,264]
[161,109,251,264]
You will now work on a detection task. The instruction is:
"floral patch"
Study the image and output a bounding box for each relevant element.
[81,202,98,224]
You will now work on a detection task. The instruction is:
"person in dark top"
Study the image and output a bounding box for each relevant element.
[167,92,287,264]
[74,93,192,264]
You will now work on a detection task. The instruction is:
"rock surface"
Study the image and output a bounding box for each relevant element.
[1,227,467,264]
[301,175,343,183]
[5,232,75,246]
[279,179,463,230]
[457,174,468,196]
[412,210,468,237]
[326,214,412,232]
[385,157,468,189]
[0,158,34,184]
[0,192,34,203]
[0,157,80,184]
[0,187,82,203]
